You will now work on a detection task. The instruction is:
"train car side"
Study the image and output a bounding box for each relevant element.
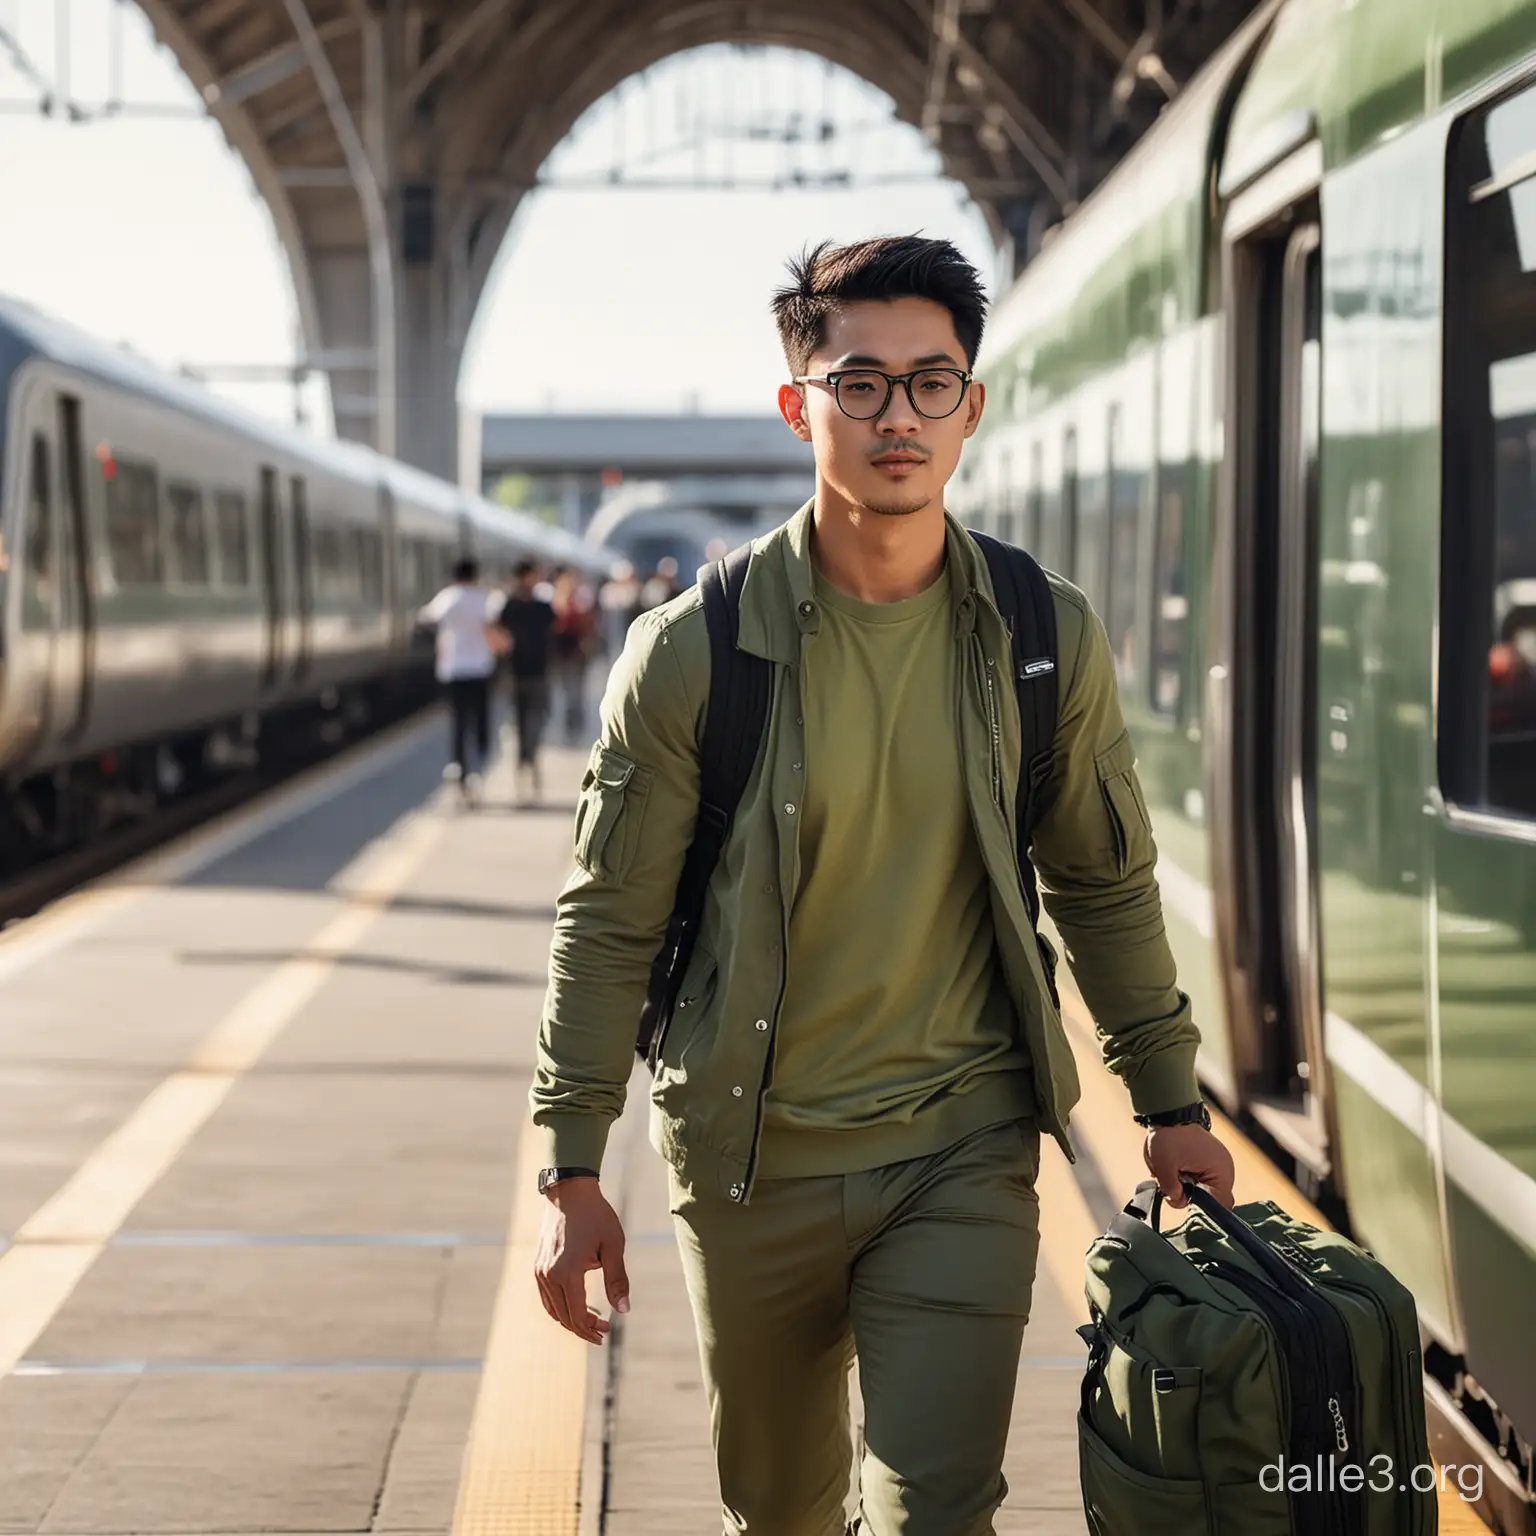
[959,0,1536,1519]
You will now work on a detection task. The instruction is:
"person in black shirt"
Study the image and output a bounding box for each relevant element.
[494,560,556,804]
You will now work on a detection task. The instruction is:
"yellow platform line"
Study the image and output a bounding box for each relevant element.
[0,806,449,1370]
[1056,984,1487,1533]
[452,1115,590,1536]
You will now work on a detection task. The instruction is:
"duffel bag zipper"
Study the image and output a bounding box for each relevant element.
[1324,1275,1431,1536]
[1206,1258,1365,1536]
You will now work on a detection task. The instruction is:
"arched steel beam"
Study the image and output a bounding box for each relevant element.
[134,0,323,370]
[278,0,396,456]
[444,0,995,366]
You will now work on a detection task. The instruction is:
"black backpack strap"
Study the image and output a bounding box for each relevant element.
[968,529,1059,935]
[635,541,772,1069]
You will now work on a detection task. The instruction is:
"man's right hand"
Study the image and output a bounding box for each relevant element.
[533,1177,630,1344]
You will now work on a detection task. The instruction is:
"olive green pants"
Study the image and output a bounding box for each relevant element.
[668,1118,1043,1536]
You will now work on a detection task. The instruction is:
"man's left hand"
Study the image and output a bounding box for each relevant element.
[1144,1124,1237,1209]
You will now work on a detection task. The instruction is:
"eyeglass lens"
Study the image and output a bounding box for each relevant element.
[834,370,966,420]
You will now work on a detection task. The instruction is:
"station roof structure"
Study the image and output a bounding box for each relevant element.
[134,0,1266,476]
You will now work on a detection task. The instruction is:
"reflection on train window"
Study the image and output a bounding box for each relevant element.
[167,482,209,587]
[25,433,52,612]
[106,459,163,586]
[215,492,251,587]
[1151,486,1186,716]
[1444,79,1536,818]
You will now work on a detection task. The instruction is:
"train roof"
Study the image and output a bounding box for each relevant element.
[0,292,619,576]
[0,292,363,479]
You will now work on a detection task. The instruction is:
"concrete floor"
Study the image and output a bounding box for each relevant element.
[0,706,1106,1535]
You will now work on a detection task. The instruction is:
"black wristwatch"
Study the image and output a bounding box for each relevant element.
[1134,1101,1212,1131]
[537,1165,599,1194]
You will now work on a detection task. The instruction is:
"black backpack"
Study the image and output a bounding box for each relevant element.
[635,531,1059,1069]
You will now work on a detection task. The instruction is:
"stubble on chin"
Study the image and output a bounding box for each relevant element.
[860,490,933,519]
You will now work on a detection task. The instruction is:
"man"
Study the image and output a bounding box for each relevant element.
[494,559,556,804]
[418,555,498,806]
[531,235,1236,1535]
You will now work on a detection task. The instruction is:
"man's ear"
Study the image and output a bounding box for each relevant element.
[779,382,813,442]
[962,379,986,439]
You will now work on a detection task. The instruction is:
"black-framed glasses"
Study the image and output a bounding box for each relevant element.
[794,367,972,421]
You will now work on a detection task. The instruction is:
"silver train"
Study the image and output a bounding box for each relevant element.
[0,294,609,849]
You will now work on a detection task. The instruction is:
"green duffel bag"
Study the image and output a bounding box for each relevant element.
[1078,1178,1437,1536]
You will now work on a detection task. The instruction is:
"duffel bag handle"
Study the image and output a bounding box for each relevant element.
[1123,1179,1306,1292]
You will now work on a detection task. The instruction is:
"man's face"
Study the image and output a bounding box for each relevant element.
[778,296,985,518]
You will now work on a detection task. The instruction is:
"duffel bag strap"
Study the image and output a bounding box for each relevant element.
[1122,1179,1312,1292]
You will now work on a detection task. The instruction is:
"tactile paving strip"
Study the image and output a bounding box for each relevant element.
[452,1116,591,1536]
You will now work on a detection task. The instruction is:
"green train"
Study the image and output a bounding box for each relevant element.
[953,1,1536,1528]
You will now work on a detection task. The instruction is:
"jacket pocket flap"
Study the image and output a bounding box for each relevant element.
[587,746,637,791]
[1094,729,1137,782]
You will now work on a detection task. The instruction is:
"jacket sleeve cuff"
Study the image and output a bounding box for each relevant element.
[533,1111,614,1177]
[1123,1043,1202,1118]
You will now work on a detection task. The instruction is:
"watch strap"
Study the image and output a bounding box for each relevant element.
[538,1165,599,1192]
[1134,1101,1211,1130]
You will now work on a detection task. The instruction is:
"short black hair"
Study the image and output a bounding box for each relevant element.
[513,558,537,579]
[453,556,479,582]
[771,235,987,376]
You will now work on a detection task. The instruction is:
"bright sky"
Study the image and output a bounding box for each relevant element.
[0,3,1000,433]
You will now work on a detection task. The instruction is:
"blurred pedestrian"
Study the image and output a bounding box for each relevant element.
[639,556,680,612]
[494,559,556,804]
[549,567,600,744]
[418,555,499,806]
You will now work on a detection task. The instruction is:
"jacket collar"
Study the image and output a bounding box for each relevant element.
[735,498,999,664]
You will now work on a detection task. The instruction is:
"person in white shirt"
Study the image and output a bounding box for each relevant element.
[418,557,503,802]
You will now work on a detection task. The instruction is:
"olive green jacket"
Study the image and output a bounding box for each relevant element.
[530,503,1200,1202]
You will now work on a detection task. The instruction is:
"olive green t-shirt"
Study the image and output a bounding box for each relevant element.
[755,559,1035,1178]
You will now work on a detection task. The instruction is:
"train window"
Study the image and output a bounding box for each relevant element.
[290,477,312,618]
[357,529,383,604]
[215,492,251,587]
[106,458,164,586]
[313,524,343,599]
[1443,80,1536,818]
[166,482,210,586]
[1151,489,1186,715]
[1104,404,1142,690]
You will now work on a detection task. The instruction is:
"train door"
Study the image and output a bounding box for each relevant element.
[15,421,58,753]
[258,466,285,687]
[51,394,92,743]
[1210,143,1335,1184]
[290,474,312,683]
[379,482,402,653]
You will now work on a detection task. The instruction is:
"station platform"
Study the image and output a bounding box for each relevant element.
[0,711,1487,1536]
